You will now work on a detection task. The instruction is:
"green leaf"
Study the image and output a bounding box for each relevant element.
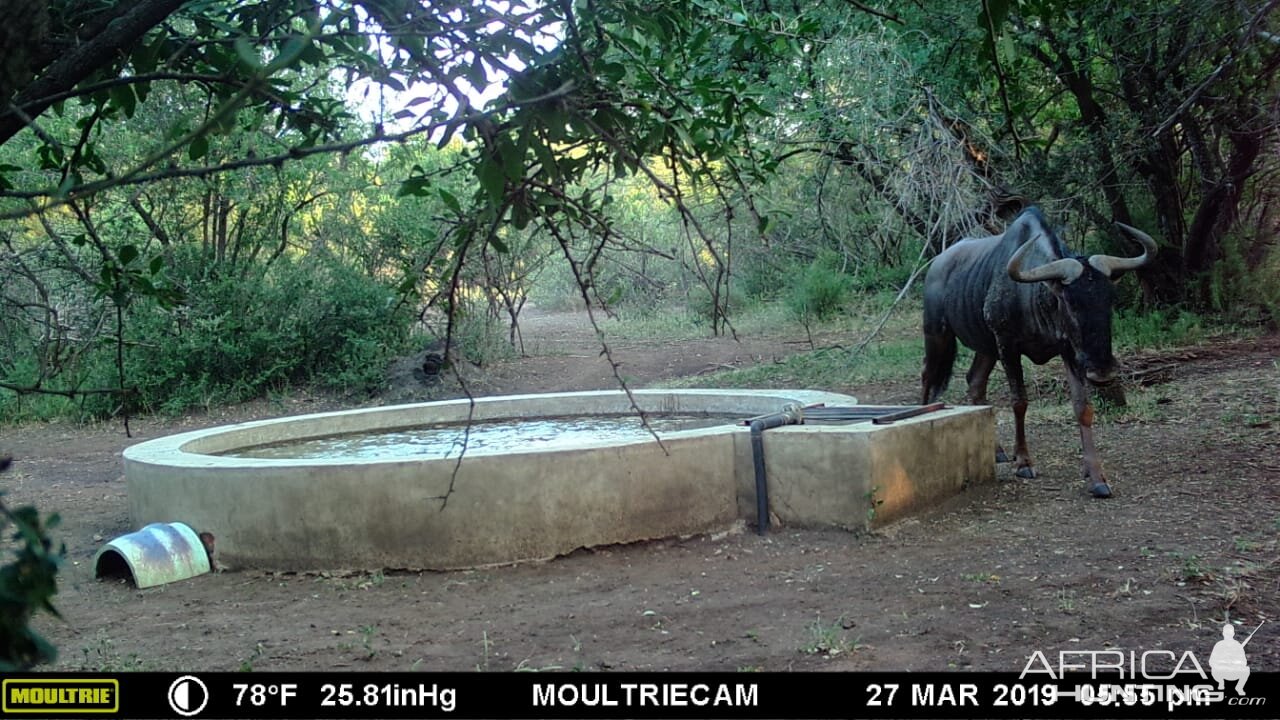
[757,214,773,235]
[531,137,558,179]
[188,135,209,161]
[500,137,525,181]
[396,176,431,197]
[37,145,64,170]
[476,159,505,205]
[118,245,139,266]
[488,235,509,254]
[298,42,326,66]
[598,62,627,83]
[55,174,76,198]
[234,36,263,68]
[997,35,1016,63]
[512,199,531,230]
[109,85,137,119]
[465,55,489,89]
[438,188,463,215]
[0,163,18,190]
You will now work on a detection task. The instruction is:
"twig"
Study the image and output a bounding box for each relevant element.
[1149,0,1280,138]
[541,217,669,455]
[846,253,934,359]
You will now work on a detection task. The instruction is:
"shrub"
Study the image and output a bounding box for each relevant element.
[735,251,791,301]
[687,281,748,327]
[1113,307,1207,352]
[785,251,853,324]
[123,255,415,413]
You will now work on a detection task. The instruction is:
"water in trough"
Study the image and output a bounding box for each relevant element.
[222,413,741,461]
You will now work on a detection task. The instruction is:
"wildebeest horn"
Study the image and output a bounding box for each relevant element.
[1087,222,1158,277]
[1007,238,1084,284]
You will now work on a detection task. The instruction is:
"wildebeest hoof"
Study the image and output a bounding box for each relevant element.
[1089,481,1112,498]
[1014,465,1036,479]
[995,447,1011,463]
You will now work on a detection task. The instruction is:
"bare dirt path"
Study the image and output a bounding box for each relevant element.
[422,307,822,398]
[2,310,1278,673]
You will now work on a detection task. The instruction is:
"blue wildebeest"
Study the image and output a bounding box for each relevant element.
[921,206,1157,497]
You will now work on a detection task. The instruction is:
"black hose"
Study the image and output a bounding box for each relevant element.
[747,404,803,535]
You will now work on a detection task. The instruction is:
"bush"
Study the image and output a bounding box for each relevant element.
[734,251,791,301]
[851,261,914,294]
[451,305,519,366]
[785,251,853,324]
[123,255,415,413]
[687,281,748,327]
[1112,307,1207,352]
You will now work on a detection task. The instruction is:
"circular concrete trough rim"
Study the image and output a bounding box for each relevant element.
[122,388,860,467]
[123,388,860,570]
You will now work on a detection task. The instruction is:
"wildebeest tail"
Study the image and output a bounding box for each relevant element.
[921,330,957,404]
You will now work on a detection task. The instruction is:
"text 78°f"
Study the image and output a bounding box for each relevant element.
[233,683,298,708]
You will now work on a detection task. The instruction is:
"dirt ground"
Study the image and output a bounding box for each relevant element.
[3,307,1278,673]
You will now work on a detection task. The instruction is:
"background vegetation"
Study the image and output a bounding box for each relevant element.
[2,0,1277,427]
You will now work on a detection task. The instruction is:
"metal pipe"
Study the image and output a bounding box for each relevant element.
[801,407,900,422]
[746,404,803,535]
[798,403,948,424]
[871,402,947,425]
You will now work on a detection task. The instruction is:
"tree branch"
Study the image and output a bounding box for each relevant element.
[840,0,904,25]
[0,0,189,147]
[0,81,577,219]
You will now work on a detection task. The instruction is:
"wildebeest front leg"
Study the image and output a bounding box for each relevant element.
[1064,359,1111,498]
[999,351,1036,478]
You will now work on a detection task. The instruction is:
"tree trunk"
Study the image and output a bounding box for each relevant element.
[1185,127,1263,276]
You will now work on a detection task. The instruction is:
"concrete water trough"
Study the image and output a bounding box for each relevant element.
[122,389,995,571]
